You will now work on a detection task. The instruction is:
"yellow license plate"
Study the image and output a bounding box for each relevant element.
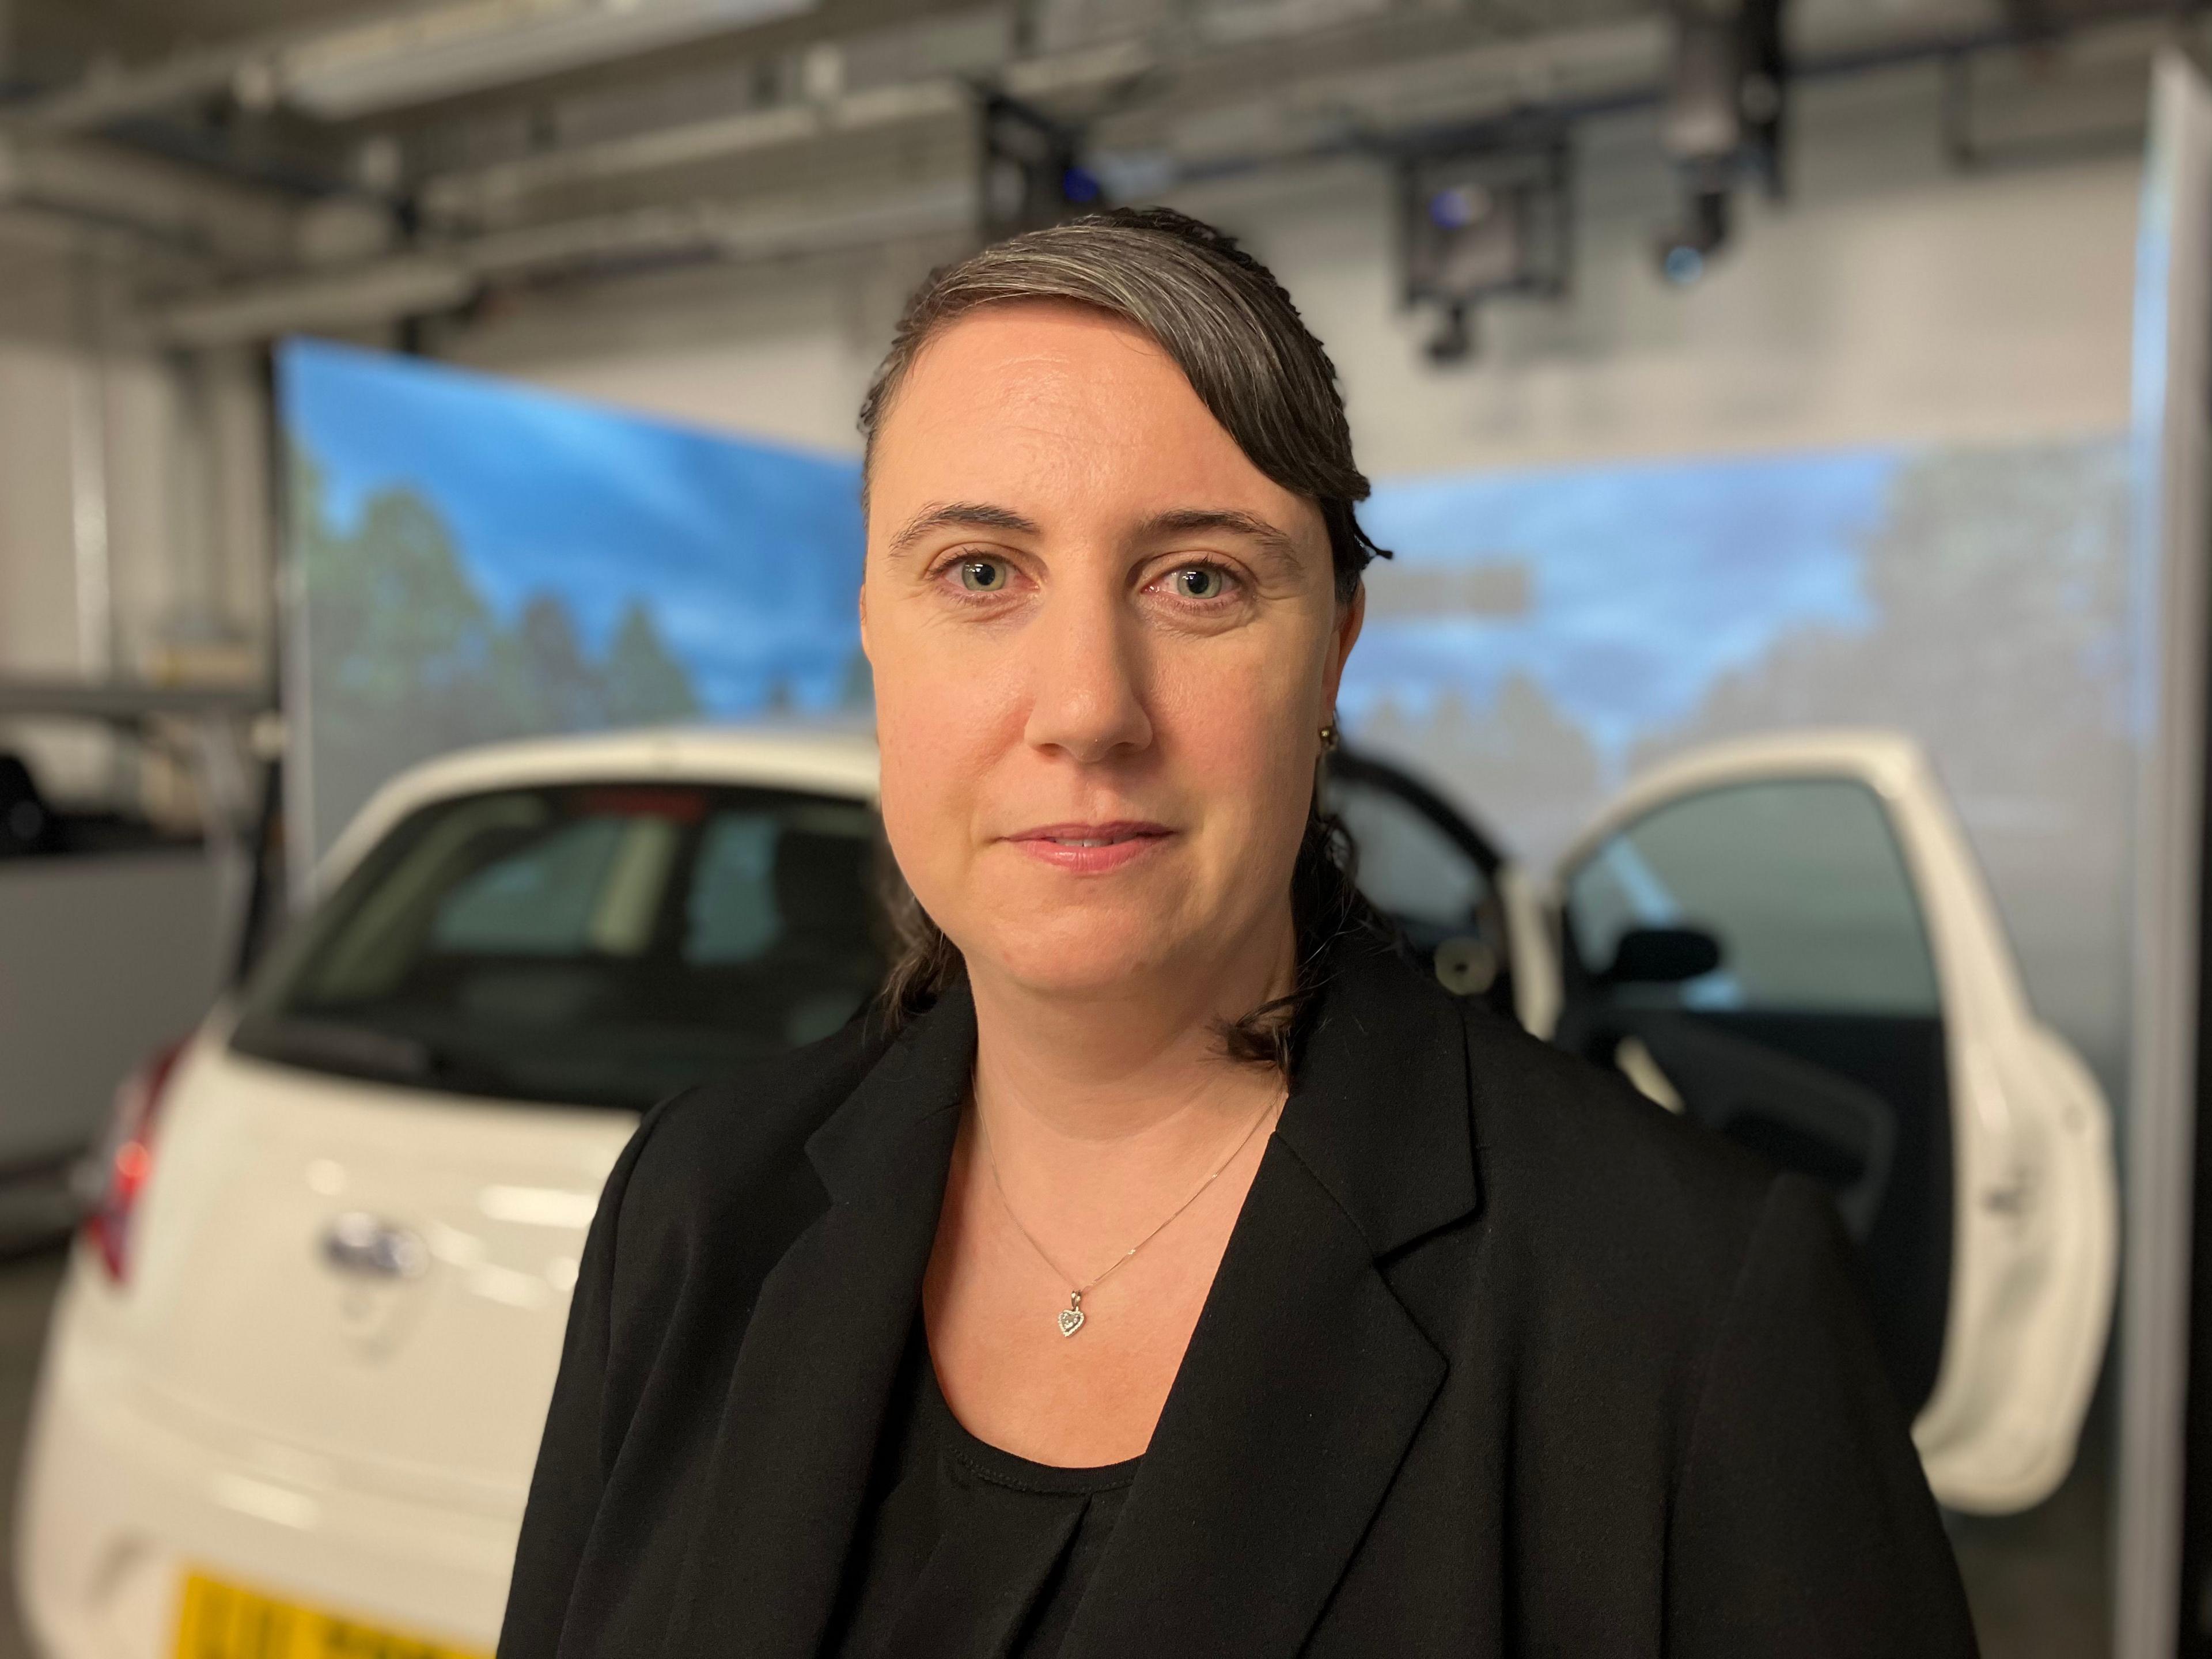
[174,1571,491,1659]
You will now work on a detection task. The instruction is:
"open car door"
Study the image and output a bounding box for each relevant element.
[1322,749,1553,1033]
[1550,730,2115,1513]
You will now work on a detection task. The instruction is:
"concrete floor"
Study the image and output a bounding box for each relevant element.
[0,1246,2116,1658]
[1952,1396,2115,1658]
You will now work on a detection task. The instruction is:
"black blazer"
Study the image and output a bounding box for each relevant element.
[499,938,1977,1658]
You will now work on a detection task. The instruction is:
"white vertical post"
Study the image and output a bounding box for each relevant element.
[2118,44,2212,1659]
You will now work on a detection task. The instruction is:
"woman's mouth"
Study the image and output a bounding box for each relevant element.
[1005,821,1173,873]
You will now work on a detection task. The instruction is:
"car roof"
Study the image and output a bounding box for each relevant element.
[316,724,881,893]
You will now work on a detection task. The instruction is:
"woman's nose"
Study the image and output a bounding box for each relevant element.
[1021,588,1153,764]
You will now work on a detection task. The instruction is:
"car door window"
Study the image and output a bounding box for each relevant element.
[1336,783,1488,926]
[1324,753,1516,1016]
[1566,778,1940,1014]
[1558,775,1952,1418]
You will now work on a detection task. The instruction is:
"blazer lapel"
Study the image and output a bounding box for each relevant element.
[663,941,1478,1659]
[665,985,977,1659]
[1060,941,1483,1659]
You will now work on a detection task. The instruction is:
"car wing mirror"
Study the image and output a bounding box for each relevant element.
[1604,925,1723,986]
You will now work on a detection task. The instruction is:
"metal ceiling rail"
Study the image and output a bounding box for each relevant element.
[0,131,302,264]
[354,2,2190,236]
[416,17,1663,221]
[419,75,972,218]
[0,679,270,725]
[142,6,2192,344]
[150,173,980,344]
[0,7,438,135]
[0,0,816,137]
[5,0,2191,335]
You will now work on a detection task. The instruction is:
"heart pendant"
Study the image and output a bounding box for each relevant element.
[1057,1305,1085,1338]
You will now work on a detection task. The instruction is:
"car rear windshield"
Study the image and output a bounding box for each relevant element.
[231,782,885,1111]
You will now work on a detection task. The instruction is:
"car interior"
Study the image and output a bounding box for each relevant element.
[1551,778,1954,1418]
[231,783,887,1112]
[1326,757,1956,1419]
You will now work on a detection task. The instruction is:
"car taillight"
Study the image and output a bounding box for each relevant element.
[81,1037,189,1283]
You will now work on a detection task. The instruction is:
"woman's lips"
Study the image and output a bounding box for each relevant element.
[1003,821,1173,874]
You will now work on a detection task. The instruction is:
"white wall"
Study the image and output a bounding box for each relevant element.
[0,343,85,679]
[1229,132,2138,474]
[0,234,272,809]
[450,238,926,454]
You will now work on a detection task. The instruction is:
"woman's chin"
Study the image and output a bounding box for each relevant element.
[965,913,1204,1002]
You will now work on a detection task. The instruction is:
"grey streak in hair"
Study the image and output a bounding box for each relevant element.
[859,206,1388,604]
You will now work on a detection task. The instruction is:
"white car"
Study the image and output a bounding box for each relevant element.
[17,724,2115,1658]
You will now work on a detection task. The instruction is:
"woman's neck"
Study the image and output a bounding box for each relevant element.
[961,910,1296,1160]
[924,909,1300,1468]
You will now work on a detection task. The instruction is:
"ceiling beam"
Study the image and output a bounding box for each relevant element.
[2,0,821,136]
[149,172,975,344]
[0,130,298,262]
[0,677,269,722]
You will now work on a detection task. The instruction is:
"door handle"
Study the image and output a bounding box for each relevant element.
[319,1213,428,1279]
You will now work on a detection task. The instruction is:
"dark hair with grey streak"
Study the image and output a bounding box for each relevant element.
[862,206,1389,1072]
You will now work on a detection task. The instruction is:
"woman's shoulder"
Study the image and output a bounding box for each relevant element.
[1449,991,1790,1292]
[606,1014,896,1242]
[1315,941,1787,1302]
[1464,1000,1769,1188]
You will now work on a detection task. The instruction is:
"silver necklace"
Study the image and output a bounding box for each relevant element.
[977,1092,1283,1338]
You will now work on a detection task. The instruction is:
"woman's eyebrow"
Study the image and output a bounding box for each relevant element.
[887,501,1040,555]
[1141,509,1300,567]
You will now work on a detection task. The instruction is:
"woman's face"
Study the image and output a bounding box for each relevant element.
[862,301,1362,1003]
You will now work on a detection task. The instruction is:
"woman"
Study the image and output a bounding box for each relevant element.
[499,208,1976,1658]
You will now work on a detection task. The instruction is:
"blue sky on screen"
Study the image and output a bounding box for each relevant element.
[1349,448,1897,761]
[279,338,865,711]
[281,334,1903,754]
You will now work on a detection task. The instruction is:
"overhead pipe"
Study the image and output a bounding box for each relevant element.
[150,1,2189,346]
[407,0,2180,237]
[0,130,298,262]
[149,174,978,346]
[97,0,2209,342]
[1,0,817,137]
[418,20,1662,224]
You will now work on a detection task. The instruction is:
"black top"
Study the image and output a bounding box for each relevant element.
[825,1328,1139,1658]
[498,935,1978,1659]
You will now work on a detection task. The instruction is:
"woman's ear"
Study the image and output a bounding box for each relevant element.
[857,579,873,664]
[1323,581,1365,709]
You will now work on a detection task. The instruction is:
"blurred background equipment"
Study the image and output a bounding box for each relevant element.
[1654,0,1789,283]
[0,683,268,1253]
[980,90,1103,240]
[1396,116,1573,361]
[0,0,2151,354]
[0,756,59,857]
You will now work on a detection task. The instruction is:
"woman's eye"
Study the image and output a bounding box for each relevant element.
[1169,565,1229,600]
[957,558,1010,593]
